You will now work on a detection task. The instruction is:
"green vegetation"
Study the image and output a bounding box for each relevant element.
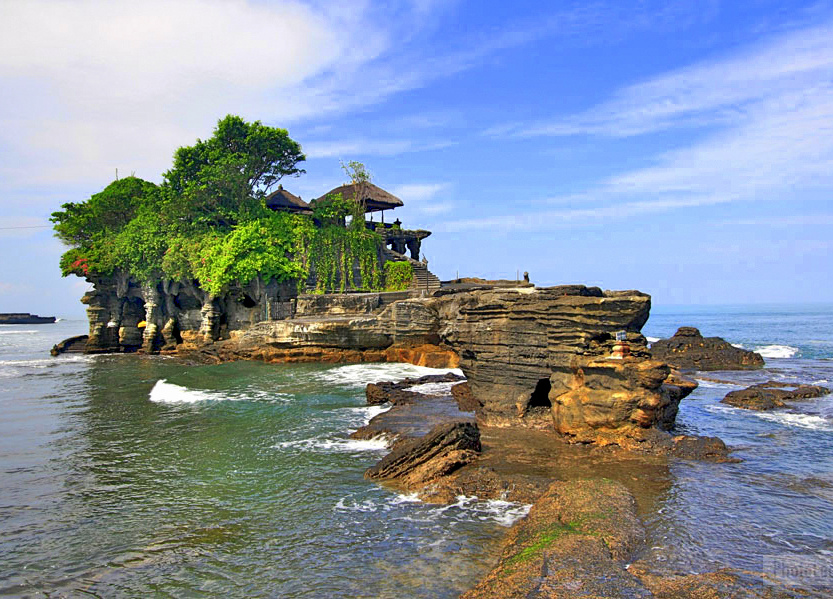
[384,261,413,291]
[51,116,387,295]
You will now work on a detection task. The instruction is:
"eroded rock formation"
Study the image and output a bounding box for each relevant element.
[364,421,481,490]
[650,326,764,371]
[434,286,653,427]
[721,381,830,410]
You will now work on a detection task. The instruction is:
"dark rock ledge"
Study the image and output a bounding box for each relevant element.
[650,326,765,371]
[721,381,830,411]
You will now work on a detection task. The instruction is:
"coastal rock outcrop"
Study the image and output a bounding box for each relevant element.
[365,372,465,406]
[721,381,830,410]
[650,326,764,371]
[364,421,481,489]
[434,286,652,427]
[461,478,647,599]
[50,335,88,356]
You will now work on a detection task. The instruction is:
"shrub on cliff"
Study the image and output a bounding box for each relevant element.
[52,116,386,294]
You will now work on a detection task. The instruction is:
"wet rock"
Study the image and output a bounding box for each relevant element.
[364,372,465,406]
[50,335,89,356]
[364,421,481,490]
[629,564,831,598]
[721,381,830,411]
[650,327,764,371]
[451,381,482,412]
[578,428,738,463]
[461,479,649,599]
[419,466,548,505]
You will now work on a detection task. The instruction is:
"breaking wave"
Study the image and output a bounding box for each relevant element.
[406,381,456,396]
[756,345,800,359]
[148,380,293,404]
[316,363,464,388]
[755,412,833,432]
[275,435,391,454]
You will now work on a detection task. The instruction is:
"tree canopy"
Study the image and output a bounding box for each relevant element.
[51,118,393,295]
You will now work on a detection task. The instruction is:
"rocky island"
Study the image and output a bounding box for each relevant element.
[50,117,827,597]
[0,313,56,324]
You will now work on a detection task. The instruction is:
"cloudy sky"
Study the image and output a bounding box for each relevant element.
[2,0,832,317]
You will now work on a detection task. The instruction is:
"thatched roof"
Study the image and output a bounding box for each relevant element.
[265,185,312,214]
[314,182,404,213]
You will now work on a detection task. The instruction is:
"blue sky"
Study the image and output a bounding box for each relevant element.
[1,0,832,317]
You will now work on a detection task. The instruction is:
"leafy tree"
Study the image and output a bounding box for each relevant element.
[51,176,159,247]
[162,115,305,231]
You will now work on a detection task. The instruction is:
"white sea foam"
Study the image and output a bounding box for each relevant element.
[755,412,833,432]
[646,336,660,343]
[316,363,464,388]
[276,435,391,454]
[407,381,456,396]
[756,345,800,359]
[0,329,39,335]
[731,343,745,349]
[0,355,90,368]
[333,491,531,526]
[149,380,216,404]
[707,402,833,432]
[148,380,293,404]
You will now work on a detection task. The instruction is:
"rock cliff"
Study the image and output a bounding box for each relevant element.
[66,277,699,441]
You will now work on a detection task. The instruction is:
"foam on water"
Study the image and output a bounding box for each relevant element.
[334,491,531,527]
[755,412,833,432]
[0,329,40,335]
[149,380,216,404]
[646,336,660,343]
[706,402,833,432]
[407,381,456,396]
[0,355,91,368]
[148,380,294,404]
[316,363,464,388]
[275,435,391,454]
[756,345,800,359]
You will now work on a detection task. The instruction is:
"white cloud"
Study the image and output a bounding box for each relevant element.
[304,139,454,159]
[389,183,452,215]
[496,20,833,138]
[455,19,833,233]
[0,0,424,185]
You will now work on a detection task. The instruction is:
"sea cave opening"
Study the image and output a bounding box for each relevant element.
[529,377,552,409]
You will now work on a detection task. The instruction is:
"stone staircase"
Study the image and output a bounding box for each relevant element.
[381,247,441,295]
[411,262,441,293]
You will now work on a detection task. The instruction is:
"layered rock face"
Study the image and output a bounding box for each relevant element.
[72,278,694,438]
[650,326,764,370]
[433,286,652,427]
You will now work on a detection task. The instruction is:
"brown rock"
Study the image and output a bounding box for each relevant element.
[364,421,481,490]
[550,355,678,437]
[451,381,482,412]
[721,381,830,411]
[650,327,764,371]
[435,286,652,428]
[461,479,648,599]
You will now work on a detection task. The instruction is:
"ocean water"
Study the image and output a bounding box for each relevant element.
[1,303,832,595]
[0,322,518,598]
[641,304,833,578]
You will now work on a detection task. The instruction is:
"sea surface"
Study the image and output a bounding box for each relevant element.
[1,303,832,596]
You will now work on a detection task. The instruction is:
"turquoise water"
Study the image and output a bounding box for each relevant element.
[1,303,832,595]
[0,322,520,598]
